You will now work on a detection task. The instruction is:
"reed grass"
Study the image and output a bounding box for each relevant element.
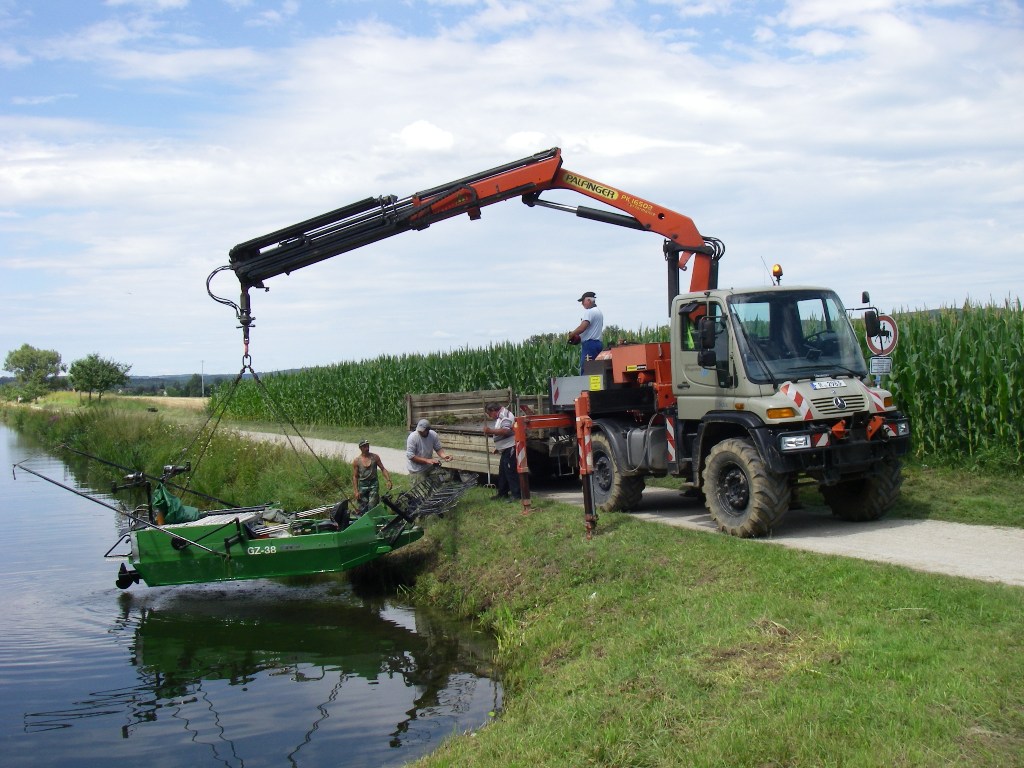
[6,405,368,512]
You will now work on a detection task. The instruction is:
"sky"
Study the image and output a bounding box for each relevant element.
[1,0,1021,377]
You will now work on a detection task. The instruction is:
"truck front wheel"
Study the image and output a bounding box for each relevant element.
[590,433,645,512]
[703,438,790,538]
[821,459,903,522]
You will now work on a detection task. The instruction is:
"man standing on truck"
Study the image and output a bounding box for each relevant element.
[406,419,453,484]
[569,291,604,374]
[482,402,520,502]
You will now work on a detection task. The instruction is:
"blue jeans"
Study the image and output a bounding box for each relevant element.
[580,339,603,373]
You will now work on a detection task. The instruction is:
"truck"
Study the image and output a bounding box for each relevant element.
[211,147,911,538]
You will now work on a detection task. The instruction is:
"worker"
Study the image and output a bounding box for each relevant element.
[568,290,604,374]
[352,439,392,512]
[406,419,453,484]
[482,402,520,502]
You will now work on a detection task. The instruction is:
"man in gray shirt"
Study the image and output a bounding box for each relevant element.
[406,419,453,483]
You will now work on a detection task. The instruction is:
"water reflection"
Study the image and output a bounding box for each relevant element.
[3,424,500,768]
[25,580,500,766]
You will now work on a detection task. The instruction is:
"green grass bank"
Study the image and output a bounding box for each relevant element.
[408,499,1023,768]
[4,405,1023,766]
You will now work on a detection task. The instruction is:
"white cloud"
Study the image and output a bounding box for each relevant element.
[396,120,456,152]
[10,93,77,106]
[0,1,1021,375]
[246,0,300,28]
[31,16,266,82]
[0,44,32,68]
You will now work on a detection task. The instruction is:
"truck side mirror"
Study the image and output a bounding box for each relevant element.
[861,291,871,304]
[699,316,716,350]
[864,310,880,338]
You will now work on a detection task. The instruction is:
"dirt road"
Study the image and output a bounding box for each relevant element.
[241,431,1024,588]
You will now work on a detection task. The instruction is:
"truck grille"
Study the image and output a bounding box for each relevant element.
[811,393,866,416]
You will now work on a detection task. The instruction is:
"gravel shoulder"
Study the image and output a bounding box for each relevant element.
[240,430,1024,588]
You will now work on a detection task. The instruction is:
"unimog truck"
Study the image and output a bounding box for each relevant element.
[546,283,911,536]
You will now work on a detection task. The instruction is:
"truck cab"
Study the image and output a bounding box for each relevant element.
[662,286,910,536]
[673,287,870,413]
[558,285,909,537]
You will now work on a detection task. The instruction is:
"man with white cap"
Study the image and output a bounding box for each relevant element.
[568,291,604,374]
[406,418,453,483]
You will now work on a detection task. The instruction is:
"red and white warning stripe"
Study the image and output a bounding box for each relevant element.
[779,382,814,421]
[665,415,677,464]
[577,425,593,472]
[865,387,888,413]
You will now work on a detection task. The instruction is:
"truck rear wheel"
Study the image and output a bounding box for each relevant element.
[590,433,645,512]
[703,438,790,538]
[821,459,903,522]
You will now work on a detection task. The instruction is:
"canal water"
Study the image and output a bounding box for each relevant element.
[0,423,500,767]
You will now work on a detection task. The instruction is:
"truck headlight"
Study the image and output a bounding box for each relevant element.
[896,420,910,436]
[780,434,811,452]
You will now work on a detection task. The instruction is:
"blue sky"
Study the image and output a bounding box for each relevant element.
[2,0,1022,376]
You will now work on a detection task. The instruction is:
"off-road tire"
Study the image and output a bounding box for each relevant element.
[821,459,903,522]
[703,437,790,538]
[590,432,645,512]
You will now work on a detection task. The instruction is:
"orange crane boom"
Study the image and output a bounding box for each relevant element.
[223,148,722,327]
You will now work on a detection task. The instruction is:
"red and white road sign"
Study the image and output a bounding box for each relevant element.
[866,314,899,356]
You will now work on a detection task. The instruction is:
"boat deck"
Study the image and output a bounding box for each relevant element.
[166,509,265,529]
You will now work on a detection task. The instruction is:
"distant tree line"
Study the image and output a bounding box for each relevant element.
[1,343,224,402]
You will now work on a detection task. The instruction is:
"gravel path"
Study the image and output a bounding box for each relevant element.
[240,431,1024,588]
[539,485,1024,587]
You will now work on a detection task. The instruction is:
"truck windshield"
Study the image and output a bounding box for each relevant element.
[728,290,868,383]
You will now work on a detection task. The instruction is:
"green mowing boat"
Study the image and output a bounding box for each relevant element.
[113,501,426,589]
[15,457,475,590]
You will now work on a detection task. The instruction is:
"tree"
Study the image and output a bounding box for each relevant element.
[3,344,65,400]
[68,353,132,401]
[183,373,204,397]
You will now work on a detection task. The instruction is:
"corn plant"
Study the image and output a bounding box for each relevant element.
[887,300,1023,466]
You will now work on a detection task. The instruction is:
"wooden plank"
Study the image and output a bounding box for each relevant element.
[406,388,512,429]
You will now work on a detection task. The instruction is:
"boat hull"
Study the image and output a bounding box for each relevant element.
[128,507,423,587]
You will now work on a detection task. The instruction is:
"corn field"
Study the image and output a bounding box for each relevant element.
[211,340,582,427]
[211,305,1022,465]
[887,300,1023,465]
